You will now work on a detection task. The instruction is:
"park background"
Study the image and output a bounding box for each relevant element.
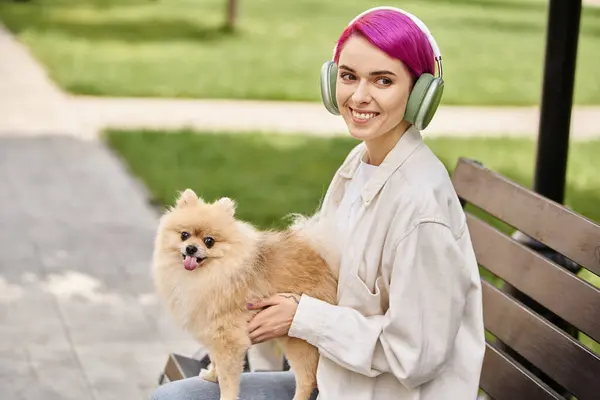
[0,0,599,399]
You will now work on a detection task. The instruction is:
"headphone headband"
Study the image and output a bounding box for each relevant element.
[333,6,443,78]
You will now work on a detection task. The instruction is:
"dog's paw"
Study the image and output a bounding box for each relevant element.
[199,367,219,383]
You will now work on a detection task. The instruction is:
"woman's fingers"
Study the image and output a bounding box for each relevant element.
[249,325,270,343]
[247,295,281,310]
[248,305,275,332]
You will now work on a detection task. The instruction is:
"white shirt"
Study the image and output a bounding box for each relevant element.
[335,159,378,243]
[289,126,486,400]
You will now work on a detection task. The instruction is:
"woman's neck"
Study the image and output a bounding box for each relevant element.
[364,121,411,166]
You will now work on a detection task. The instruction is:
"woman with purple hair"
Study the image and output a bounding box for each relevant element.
[151,7,485,400]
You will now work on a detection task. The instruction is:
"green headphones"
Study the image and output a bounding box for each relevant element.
[320,6,444,131]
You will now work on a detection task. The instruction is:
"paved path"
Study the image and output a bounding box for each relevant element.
[0,24,79,138]
[70,96,600,141]
[0,135,199,400]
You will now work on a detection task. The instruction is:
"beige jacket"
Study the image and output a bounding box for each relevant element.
[289,126,486,400]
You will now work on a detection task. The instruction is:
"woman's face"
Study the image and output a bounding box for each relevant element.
[335,35,413,142]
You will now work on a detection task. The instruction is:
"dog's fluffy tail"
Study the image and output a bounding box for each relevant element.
[287,212,340,279]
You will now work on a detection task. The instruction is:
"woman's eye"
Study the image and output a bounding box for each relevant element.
[377,77,393,85]
[204,237,215,248]
[181,231,190,241]
[340,72,355,81]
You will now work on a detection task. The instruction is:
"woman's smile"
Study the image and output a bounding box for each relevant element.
[349,107,381,124]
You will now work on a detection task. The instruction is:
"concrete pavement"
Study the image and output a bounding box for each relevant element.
[70,96,600,141]
[0,135,199,400]
[0,24,79,138]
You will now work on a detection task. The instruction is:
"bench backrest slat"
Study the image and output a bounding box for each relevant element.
[451,157,600,398]
[480,343,563,400]
[452,158,600,275]
[482,279,600,399]
[467,213,600,343]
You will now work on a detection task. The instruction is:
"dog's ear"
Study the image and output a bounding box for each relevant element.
[175,189,200,208]
[216,197,236,216]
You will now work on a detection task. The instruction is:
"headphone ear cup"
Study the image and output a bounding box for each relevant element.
[320,61,340,115]
[404,73,444,130]
[416,78,444,130]
[404,73,434,126]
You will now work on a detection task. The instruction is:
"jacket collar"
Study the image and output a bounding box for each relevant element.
[338,125,424,204]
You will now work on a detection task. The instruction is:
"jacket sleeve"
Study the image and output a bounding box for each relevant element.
[288,221,471,390]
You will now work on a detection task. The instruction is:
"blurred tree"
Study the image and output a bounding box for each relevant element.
[224,0,237,32]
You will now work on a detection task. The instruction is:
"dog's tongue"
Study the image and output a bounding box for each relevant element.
[183,256,199,271]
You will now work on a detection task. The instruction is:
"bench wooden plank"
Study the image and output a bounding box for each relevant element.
[452,158,600,275]
[482,279,600,399]
[467,213,600,343]
[480,343,563,400]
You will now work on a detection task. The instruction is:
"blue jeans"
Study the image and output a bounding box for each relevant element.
[151,371,319,400]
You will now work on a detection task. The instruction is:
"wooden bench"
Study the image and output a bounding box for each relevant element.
[451,157,600,400]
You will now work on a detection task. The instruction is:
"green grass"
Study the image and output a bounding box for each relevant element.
[107,130,360,229]
[1,0,599,105]
[104,130,600,230]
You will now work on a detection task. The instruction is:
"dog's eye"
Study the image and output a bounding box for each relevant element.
[204,237,215,248]
[181,231,191,241]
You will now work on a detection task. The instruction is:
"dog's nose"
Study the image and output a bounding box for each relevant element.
[185,245,198,255]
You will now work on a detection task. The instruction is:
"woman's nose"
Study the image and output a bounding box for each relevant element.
[351,80,372,104]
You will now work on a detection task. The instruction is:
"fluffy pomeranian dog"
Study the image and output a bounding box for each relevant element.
[152,189,339,400]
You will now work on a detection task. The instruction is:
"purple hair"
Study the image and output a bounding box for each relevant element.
[333,10,435,79]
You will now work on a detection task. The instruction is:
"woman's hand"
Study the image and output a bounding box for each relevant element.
[247,293,300,344]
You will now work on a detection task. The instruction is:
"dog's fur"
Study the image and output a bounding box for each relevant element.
[152,189,339,400]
